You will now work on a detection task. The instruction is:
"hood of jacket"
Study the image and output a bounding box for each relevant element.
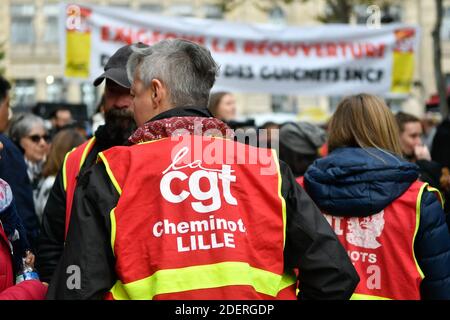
[304,147,419,217]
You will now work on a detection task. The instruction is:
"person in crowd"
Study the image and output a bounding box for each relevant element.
[91,94,105,134]
[421,112,440,152]
[0,76,39,251]
[36,42,149,283]
[395,112,449,203]
[35,129,86,223]
[259,121,280,150]
[8,114,50,199]
[396,111,432,163]
[47,39,358,300]
[303,94,450,299]
[431,115,450,169]
[431,114,450,215]
[208,91,237,122]
[0,178,47,300]
[278,122,326,178]
[49,107,73,139]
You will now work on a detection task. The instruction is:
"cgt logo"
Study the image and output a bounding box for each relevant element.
[160,147,237,213]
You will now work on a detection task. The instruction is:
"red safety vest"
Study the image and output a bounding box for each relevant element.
[299,178,442,300]
[98,136,297,300]
[62,137,96,239]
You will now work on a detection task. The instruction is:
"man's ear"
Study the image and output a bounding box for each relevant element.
[151,79,165,107]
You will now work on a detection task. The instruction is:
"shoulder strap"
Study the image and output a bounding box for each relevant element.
[63,137,96,239]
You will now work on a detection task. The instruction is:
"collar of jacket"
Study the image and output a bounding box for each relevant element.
[147,106,213,121]
[128,106,234,144]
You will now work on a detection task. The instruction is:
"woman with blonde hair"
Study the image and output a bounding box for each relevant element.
[35,129,85,223]
[303,93,450,300]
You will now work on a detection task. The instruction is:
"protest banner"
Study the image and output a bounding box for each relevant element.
[60,3,419,96]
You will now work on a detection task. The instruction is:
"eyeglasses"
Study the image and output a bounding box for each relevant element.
[27,134,51,144]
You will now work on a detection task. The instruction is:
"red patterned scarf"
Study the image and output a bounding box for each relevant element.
[128,116,234,145]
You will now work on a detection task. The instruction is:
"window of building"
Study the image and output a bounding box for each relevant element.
[442,7,450,41]
[328,96,342,114]
[271,95,297,113]
[107,2,130,9]
[13,79,36,107]
[43,4,59,44]
[385,98,403,113]
[268,6,286,25]
[46,78,65,102]
[169,3,194,17]
[140,3,163,13]
[10,4,35,44]
[203,4,223,19]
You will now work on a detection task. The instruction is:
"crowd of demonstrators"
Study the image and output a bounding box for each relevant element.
[46,39,358,300]
[0,77,40,252]
[36,42,147,284]
[1,38,450,301]
[0,77,46,299]
[34,129,86,222]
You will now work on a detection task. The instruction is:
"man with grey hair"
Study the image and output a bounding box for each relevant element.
[48,39,358,300]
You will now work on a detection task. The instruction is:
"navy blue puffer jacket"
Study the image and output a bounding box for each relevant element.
[304,147,450,299]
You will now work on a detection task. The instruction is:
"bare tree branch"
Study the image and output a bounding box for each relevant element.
[433,0,449,118]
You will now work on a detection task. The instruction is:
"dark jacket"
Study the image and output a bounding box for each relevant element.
[46,107,359,300]
[304,147,450,300]
[36,123,130,283]
[431,118,450,168]
[0,134,39,250]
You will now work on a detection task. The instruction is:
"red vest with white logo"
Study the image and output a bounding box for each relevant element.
[62,137,96,239]
[299,178,441,300]
[98,136,297,300]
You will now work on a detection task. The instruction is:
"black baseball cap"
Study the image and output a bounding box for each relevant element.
[93,42,149,88]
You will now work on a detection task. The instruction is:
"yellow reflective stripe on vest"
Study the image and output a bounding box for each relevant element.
[351,293,391,300]
[426,185,445,208]
[136,137,168,145]
[62,148,75,191]
[110,261,289,300]
[110,280,130,300]
[79,137,96,170]
[98,152,122,195]
[413,183,427,280]
[271,149,287,248]
[279,271,297,290]
[110,208,117,257]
